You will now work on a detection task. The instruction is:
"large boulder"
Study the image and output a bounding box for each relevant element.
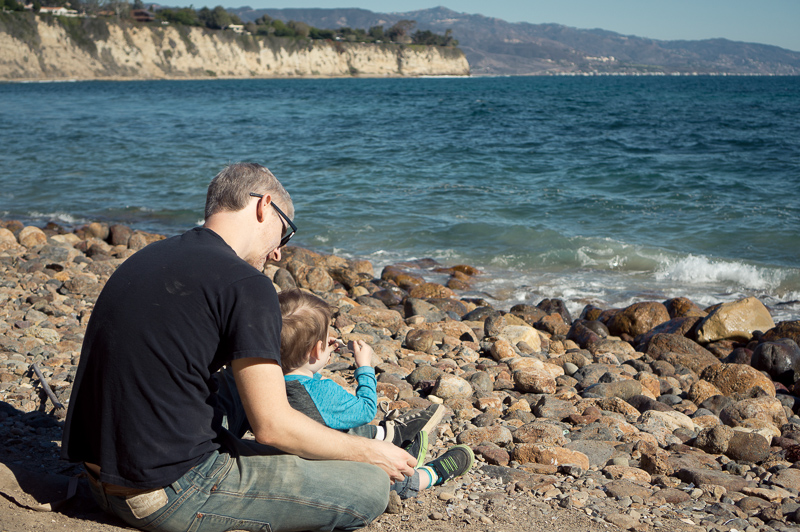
[18,225,48,248]
[750,339,800,386]
[0,227,20,252]
[608,302,670,338]
[695,297,775,344]
[636,317,703,348]
[719,396,788,428]
[646,332,715,360]
[700,363,776,397]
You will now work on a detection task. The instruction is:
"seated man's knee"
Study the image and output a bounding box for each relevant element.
[351,464,391,526]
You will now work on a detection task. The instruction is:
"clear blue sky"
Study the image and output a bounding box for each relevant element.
[213,0,800,52]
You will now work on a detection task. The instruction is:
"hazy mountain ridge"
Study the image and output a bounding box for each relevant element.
[230,6,800,75]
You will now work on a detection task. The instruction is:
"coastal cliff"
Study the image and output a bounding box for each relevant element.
[0,13,470,81]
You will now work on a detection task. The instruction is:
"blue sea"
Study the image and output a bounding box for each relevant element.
[1,76,799,321]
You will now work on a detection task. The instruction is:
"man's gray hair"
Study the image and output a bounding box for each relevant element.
[205,163,294,220]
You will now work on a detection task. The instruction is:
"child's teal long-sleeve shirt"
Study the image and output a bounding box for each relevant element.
[284,366,377,430]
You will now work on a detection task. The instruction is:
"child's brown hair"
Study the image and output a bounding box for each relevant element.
[278,289,333,374]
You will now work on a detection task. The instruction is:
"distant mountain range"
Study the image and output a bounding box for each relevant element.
[229,6,800,76]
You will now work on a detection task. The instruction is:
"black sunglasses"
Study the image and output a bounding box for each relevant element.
[249,193,297,248]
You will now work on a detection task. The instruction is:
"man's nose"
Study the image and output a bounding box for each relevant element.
[268,247,282,263]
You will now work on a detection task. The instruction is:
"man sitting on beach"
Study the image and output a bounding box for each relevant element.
[61,163,437,532]
[278,288,474,498]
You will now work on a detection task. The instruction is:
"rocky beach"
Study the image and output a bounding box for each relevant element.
[1,218,800,532]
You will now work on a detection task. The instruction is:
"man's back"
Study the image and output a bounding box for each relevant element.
[61,227,281,489]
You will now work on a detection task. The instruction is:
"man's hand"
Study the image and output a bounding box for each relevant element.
[365,439,417,482]
[232,357,414,481]
[350,340,374,368]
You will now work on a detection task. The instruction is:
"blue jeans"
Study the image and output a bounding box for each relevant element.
[87,368,391,532]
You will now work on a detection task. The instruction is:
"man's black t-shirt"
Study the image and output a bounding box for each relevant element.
[61,227,281,488]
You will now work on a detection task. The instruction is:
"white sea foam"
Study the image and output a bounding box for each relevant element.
[655,254,785,291]
[27,211,81,225]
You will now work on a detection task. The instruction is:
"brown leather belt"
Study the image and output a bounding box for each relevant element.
[84,462,154,497]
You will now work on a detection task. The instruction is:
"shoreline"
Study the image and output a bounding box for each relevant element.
[2,218,800,531]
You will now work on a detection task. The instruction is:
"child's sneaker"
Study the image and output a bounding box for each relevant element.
[383,404,445,448]
[404,430,428,468]
[424,445,474,486]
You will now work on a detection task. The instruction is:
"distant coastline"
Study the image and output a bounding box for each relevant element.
[0,13,470,82]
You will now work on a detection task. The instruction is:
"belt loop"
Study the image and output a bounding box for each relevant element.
[170,480,182,494]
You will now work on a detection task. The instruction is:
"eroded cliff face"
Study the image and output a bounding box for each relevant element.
[0,15,469,80]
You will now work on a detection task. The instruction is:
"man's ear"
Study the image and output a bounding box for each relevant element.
[256,194,273,223]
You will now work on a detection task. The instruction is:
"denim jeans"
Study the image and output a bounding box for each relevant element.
[87,368,390,532]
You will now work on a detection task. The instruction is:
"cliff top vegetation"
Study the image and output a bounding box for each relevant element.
[1,0,458,46]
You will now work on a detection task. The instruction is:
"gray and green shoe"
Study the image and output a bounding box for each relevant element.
[425,444,474,486]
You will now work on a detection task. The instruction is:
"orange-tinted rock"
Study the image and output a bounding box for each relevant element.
[700,363,776,397]
[608,302,670,338]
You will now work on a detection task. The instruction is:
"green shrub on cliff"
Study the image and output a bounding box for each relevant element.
[157,7,201,27]
[0,11,40,45]
[1,0,25,12]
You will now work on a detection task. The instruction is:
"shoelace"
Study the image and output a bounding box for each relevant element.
[379,402,401,422]
[380,403,425,427]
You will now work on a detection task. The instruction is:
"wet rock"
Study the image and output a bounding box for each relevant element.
[664,297,708,318]
[566,320,602,349]
[408,282,455,300]
[751,339,800,386]
[761,320,800,346]
[608,302,670,338]
[536,298,572,325]
[695,297,775,344]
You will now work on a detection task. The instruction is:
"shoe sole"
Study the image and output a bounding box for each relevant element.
[419,404,446,436]
[384,404,446,446]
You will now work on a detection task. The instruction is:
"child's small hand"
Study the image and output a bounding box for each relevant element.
[349,340,374,368]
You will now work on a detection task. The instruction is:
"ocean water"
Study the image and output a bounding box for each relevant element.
[1,76,799,321]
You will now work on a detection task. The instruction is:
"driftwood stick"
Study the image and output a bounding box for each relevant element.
[30,363,65,410]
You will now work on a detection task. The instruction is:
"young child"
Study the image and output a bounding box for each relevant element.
[278,288,473,496]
